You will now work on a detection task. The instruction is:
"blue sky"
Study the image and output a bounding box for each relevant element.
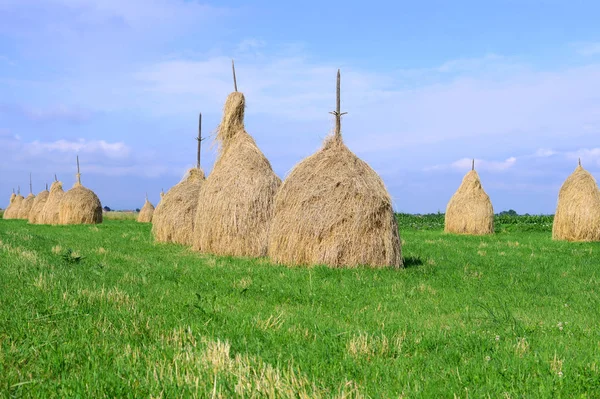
[1,0,600,213]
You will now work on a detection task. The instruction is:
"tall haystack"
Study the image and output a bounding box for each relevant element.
[137,194,155,223]
[552,160,600,241]
[5,187,24,220]
[152,113,205,245]
[192,62,281,257]
[28,184,50,224]
[17,174,36,219]
[58,156,103,225]
[444,160,494,235]
[2,189,16,219]
[39,175,65,224]
[268,70,401,268]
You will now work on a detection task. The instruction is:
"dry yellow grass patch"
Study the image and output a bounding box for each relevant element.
[515,337,529,357]
[550,353,564,376]
[255,313,285,331]
[347,331,406,360]
[77,287,136,310]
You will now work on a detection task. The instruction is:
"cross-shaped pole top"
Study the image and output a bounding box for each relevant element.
[329,69,347,138]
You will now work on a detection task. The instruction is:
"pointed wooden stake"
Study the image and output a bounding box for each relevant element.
[46,183,48,191]
[232,60,238,92]
[76,155,81,184]
[29,173,32,194]
[579,158,581,166]
[54,173,58,182]
[196,112,203,169]
[329,69,347,139]
[472,159,475,171]
[17,186,20,195]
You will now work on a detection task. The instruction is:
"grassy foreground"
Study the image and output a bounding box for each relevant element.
[0,218,599,397]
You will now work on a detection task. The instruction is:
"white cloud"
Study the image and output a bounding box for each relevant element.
[426,157,517,172]
[574,42,600,57]
[26,138,130,158]
[534,148,557,157]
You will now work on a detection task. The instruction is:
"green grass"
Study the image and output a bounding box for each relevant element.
[1,218,599,397]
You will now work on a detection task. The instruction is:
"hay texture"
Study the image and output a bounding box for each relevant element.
[552,164,600,241]
[39,181,65,224]
[2,192,16,219]
[444,169,494,235]
[137,197,155,223]
[269,134,401,268]
[192,92,281,257]
[152,168,204,245]
[28,188,50,224]
[17,193,36,219]
[58,174,102,225]
[5,192,24,220]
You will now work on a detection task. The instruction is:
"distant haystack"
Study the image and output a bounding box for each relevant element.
[40,176,65,224]
[552,161,600,241]
[268,70,401,268]
[153,113,205,245]
[5,187,24,220]
[58,157,103,225]
[17,174,35,219]
[193,63,281,257]
[137,194,155,223]
[28,184,50,224]
[444,160,494,235]
[152,168,205,245]
[2,189,17,219]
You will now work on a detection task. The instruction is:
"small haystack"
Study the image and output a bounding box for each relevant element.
[58,156,103,225]
[5,187,24,220]
[17,174,36,219]
[552,160,600,241]
[268,70,401,268]
[137,194,155,223]
[152,113,205,245]
[192,63,281,257]
[28,184,50,224]
[39,175,65,224]
[2,189,16,219]
[444,160,494,235]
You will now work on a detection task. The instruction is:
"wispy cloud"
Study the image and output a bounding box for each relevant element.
[574,42,600,56]
[425,157,517,172]
[26,138,130,158]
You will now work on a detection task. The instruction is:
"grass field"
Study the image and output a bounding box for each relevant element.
[1,216,599,397]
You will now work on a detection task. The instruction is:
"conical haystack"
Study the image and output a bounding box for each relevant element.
[552,161,600,241]
[40,177,65,224]
[28,184,50,224]
[58,157,103,225]
[5,188,24,220]
[444,160,494,235]
[268,70,401,268]
[137,195,155,223]
[152,168,205,245]
[193,64,281,257]
[17,174,35,219]
[2,190,17,219]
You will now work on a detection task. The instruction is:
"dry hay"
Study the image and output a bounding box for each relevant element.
[192,92,281,257]
[444,168,494,235]
[268,135,401,268]
[58,173,103,225]
[152,168,204,245]
[5,192,24,220]
[39,181,65,224]
[137,197,155,223]
[17,193,36,219]
[2,191,16,219]
[552,164,600,241]
[28,187,50,224]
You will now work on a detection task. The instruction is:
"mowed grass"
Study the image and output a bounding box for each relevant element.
[1,218,599,397]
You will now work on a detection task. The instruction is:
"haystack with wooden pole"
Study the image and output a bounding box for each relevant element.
[152,113,206,245]
[5,187,24,220]
[17,173,36,219]
[552,159,600,241]
[39,175,65,224]
[444,160,494,235]
[192,62,281,257]
[268,70,401,268]
[58,156,103,224]
[28,183,50,224]
[2,189,16,219]
[137,193,155,223]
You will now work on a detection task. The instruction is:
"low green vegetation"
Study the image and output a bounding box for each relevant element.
[0,216,599,397]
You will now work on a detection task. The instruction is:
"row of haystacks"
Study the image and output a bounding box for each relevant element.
[3,158,103,225]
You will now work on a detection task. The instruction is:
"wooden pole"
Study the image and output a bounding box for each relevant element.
[46,183,48,191]
[29,172,32,194]
[18,186,20,195]
[472,159,475,171]
[76,155,81,184]
[232,60,238,92]
[330,69,347,139]
[579,158,581,166]
[54,173,57,182]
[197,112,203,169]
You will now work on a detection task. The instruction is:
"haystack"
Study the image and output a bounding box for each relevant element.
[2,189,16,219]
[552,160,600,241]
[39,176,65,224]
[444,160,494,235]
[192,63,281,257]
[137,194,155,223]
[17,174,35,219]
[5,187,24,220]
[268,70,401,268]
[58,157,103,225]
[28,184,50,224]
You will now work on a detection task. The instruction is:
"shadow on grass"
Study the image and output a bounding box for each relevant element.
[403,256,423,268]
